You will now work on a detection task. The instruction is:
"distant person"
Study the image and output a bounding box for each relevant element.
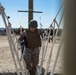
[39,29,44,39]
[18,31,26,61]
[19,20,41,75]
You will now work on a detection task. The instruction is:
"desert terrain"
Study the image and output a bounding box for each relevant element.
[0,35,63,75]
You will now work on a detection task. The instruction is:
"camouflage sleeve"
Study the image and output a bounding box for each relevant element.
[18,31,26,41]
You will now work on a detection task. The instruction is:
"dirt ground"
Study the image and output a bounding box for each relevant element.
[0,35,63,75]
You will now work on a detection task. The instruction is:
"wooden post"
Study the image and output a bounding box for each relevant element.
[64,0,76,75]
[28,0,33,24]
[18,0,42,28]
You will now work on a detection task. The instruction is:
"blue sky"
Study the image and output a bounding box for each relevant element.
[0,0,63,28]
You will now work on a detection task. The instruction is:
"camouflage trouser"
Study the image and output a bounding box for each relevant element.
[23,47,40,75]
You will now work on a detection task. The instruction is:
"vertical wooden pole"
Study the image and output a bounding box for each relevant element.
[64,0,76,75]
[28,0,33,27]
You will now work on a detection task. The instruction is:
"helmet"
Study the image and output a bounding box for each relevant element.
[29,20,38,28]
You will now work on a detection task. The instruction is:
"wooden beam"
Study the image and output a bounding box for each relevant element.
[18,10,43,13]
[64,0,76,75]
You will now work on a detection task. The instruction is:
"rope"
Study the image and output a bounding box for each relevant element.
[5,14,28,75]
[1,13,20,75]
[44,8,64,75]
[0,4,28,75]
[38,3,64,75]
[50,31,64,75]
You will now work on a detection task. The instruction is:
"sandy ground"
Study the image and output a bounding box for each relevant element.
[0,35,63,75]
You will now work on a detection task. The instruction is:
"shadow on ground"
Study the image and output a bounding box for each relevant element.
[0,72,62,75]
[0,67,62,75]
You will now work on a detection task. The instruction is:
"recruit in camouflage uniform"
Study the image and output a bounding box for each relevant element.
[19,20,41,75]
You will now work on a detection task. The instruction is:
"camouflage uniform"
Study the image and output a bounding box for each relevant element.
[19,29,41,75]
[19,20,41,75]
[23,47,40,75]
